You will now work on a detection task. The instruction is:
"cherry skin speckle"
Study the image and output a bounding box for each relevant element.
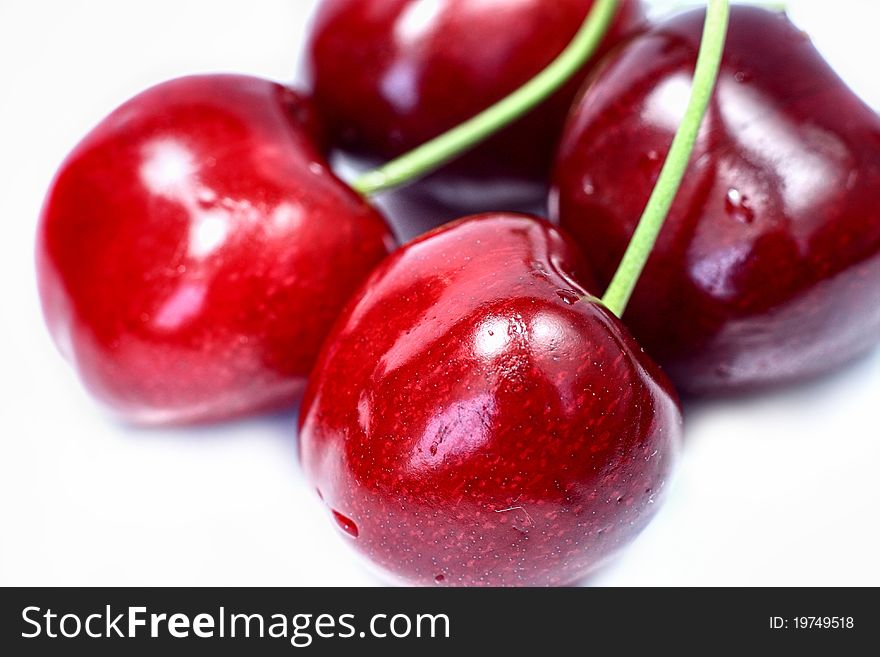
[36,74,395,424]
[299,214,682,586]
[552,7,880,394]
[304,0,646,211]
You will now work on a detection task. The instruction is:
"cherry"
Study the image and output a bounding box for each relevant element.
[36,74,395,424]
[304,0,646,210]
[552,6,880,394]
[299,214,682,586]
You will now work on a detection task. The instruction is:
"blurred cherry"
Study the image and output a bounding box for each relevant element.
[305,0,646,211]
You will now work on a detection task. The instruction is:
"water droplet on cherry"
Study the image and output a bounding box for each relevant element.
[332,510,359,538]
[434,574,445,583]
[556,289,580,305]
[725,188,755,224]
[582,176,596,196]
[638,150,661,181]
[197,189,217,207]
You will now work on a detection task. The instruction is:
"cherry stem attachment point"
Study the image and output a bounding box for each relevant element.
[352,0,620,197]
[601,0,729,318]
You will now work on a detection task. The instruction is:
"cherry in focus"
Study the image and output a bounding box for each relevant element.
[552,6,880,394]
[299,214,681,586]
[37,75,395,424]
[305,0,646,211]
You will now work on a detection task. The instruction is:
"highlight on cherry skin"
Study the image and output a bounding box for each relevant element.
[36,74,395,424]
[304,0,646,210]
[299,214,682,587]
[551,5,880,395]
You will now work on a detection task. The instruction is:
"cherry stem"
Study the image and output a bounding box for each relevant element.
[665,0,783,14]
[352,0,620,197]
[601,0,729,318]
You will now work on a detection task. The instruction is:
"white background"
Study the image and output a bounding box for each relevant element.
[1,0,879,587]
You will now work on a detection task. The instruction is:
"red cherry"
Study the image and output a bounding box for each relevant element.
[299,214,681,586]
[305,0,646,210]
[36,74,395,424]
[552,7,880,394]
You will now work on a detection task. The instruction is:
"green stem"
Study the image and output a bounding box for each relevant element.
[666,0,782,13]
[601,0,729,317]
[352,0,620,197]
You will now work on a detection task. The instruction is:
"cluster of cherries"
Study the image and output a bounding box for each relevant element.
[36,0,880,586]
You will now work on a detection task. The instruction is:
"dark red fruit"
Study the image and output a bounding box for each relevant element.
[305,0,646,209]
[552,6,880,394]
[36,74,395,424]
[299,214,681,586]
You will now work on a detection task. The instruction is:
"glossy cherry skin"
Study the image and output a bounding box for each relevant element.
[299,214,682,586]
[36,75,395,424]
[305,0,645,210]
[552,7,880,395]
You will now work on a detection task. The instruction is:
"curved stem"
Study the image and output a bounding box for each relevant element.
[601,0,729,317]
[353,0,620,197]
